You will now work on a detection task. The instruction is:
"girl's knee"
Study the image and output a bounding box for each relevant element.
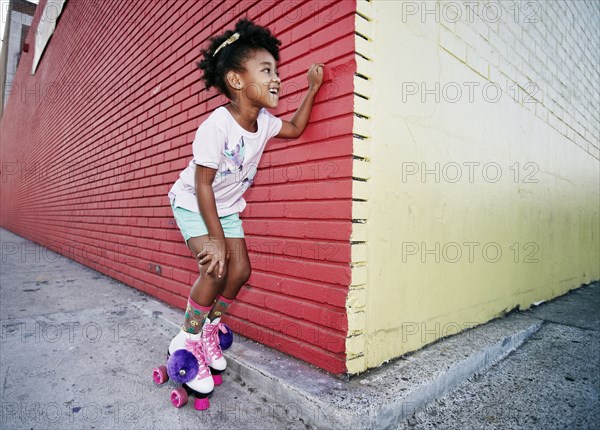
[241,265,251,284]
[200,267,228,289]
[235,263,251,286]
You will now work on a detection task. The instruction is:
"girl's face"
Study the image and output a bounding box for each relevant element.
[237,49,281,109]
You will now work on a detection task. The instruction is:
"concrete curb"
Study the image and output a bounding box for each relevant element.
[369,316,543,430]
[131,298,543,430]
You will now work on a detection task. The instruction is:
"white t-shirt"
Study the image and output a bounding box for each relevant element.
[168,106,283,217]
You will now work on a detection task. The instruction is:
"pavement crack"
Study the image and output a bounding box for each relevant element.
[542,320,599,333]
[2,366,8,391]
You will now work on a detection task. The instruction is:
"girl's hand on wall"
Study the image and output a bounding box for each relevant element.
[197,238,229,278]
[307,63,325,91]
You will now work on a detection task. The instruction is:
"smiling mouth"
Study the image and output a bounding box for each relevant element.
[269,88,279,96]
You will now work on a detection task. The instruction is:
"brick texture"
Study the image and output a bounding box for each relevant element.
[437,0,599,159]
[0,0,357,374]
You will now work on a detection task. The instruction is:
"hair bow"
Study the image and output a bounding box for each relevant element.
[213,32,240,57]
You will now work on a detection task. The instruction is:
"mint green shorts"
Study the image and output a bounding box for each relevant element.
[170,201,245,245]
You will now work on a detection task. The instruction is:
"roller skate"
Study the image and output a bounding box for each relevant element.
[200,317,233,385]
[152,331,214,411]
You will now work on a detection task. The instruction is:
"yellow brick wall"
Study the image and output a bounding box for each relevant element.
[348,0,599,374]
[438,0,599,159]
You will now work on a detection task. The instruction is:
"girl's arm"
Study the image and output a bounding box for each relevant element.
[195,165,228,278]
[275,63,325,139]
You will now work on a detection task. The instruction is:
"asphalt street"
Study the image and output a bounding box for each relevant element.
[396,282,600,430]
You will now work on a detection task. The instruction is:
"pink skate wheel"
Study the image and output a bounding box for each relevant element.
[170,387,188,408]
[194,397,210,411]
[152,365,168,385]
[212,374,223,385]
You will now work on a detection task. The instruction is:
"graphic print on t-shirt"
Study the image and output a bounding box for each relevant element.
[168,106,282,217]
[221,136,246,174]
[241,164,258,191]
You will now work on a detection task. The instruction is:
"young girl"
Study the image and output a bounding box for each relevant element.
[166,18,324,408]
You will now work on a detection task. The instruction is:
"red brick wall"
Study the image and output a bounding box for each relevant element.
[0,0,356,374]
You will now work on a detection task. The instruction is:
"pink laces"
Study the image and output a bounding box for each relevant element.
[217,322,229,338]
[184,338,211,379]
[202,322,225,360]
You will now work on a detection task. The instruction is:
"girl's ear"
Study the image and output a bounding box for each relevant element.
[226,71,243,91]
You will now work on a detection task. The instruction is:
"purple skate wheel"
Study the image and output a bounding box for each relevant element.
[194,397,210,411]
[152,365,168,385]
[170,387,188,408]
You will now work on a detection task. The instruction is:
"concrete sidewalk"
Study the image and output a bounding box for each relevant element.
[1,227,598,429]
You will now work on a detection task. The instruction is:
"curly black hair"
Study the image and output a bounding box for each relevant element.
[197,18,282,99]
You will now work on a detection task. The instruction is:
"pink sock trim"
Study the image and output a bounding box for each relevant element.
[188,297,212,312]
[216,295,234,305]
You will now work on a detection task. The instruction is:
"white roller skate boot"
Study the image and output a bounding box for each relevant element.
[169,330,214,394]
[201,317,227,385]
